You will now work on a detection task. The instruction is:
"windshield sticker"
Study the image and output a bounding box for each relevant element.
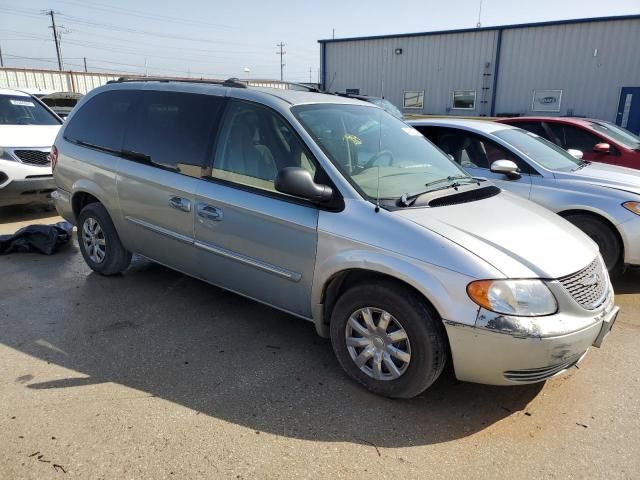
[343,133,362,145]
[9,99,35,107]
[402,127,423,137]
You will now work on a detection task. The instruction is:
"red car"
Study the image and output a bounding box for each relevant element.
[497,117,640,170]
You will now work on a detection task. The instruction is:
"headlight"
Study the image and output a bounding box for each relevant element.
[467,279,558,317]
[622,201,640,216]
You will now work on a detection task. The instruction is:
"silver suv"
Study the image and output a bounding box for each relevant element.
[52,78,619,398]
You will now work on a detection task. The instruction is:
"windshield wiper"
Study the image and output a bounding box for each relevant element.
[399,176,480,207]
[423,175,470,190]
[575,160,592,170]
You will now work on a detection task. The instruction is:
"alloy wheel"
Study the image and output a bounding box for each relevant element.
[82,217,107,264]
[345,307,411,381]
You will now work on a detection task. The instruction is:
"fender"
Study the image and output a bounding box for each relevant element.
[311,248,480,337]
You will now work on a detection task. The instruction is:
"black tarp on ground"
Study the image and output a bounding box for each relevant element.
[0,222,73,255]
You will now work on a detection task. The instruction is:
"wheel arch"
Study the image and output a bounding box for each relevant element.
[70,179,113,222]
[557,208,624,263]
[317,267,454,362]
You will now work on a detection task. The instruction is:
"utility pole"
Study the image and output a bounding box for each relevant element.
[276,42,286,81]
[83,57,87,72]
[0,42,4,67]
[44,10,63,70]
[309,67,312,83]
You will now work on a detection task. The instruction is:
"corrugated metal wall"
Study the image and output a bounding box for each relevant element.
[0,68,122,94]
[495,19,640,120]
[322,17,640,122]
[324,30,498,116]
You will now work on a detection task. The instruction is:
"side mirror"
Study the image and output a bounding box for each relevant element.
[594,143,610,154]
[490,159,521,179]
[568,149,583,159]
[275,167,333,202]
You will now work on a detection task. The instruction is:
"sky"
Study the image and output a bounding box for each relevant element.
[0,0,638,82]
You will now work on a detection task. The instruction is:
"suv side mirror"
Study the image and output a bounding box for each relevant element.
[568,149,583,159]
[490,159,521,179]
[594,143,610,154]
[275,167,333,202]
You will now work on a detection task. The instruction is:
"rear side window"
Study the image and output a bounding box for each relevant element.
[547,123,601,152]
[123,91,224,169]
[64,90,137,151]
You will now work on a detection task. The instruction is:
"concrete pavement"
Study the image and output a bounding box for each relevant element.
[1,206,639,479]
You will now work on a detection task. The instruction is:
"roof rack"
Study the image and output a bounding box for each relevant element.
[108,76,247,89]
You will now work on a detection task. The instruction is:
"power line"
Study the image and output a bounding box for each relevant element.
[276,42,286,81]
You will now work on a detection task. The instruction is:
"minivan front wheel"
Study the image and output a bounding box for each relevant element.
[77,203,132,275]
[330,281,447,399]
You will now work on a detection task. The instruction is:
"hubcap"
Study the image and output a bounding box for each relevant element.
[82,217,106,264]
[345,307,411,381]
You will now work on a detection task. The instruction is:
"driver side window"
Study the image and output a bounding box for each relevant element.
[210,100,316,192]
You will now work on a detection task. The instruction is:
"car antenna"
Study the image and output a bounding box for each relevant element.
[375,109,382,213]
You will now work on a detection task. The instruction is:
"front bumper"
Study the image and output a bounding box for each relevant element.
[0,177,56,207]
[444,297,619,386]
[619,215,640,266]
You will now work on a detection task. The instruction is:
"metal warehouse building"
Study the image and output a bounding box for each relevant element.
[319,15,640,129]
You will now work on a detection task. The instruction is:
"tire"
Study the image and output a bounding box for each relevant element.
[564,214,621,274]
[330,280,447,399]
[77,202,132,275]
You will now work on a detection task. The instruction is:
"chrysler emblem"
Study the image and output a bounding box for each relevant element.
[580,272,600,287]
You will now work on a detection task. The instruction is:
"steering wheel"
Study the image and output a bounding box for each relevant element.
[363,150,395,169]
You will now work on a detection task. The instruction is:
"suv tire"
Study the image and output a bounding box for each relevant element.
[330,280,447,399]
[77,202,132,275]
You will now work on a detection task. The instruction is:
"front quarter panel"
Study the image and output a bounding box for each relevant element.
[312,199,498,335]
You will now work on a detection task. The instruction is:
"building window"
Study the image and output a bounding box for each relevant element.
[531,89,563,112]
[453,90,476,110]
[403,91,424,109]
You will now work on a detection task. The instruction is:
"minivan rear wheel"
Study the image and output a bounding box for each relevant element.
[564,214,621,274]
[78,202,131,275]
[330,281,447,399]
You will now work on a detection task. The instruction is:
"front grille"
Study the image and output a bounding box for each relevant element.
[559,257,609,310]
[13,150,50,166]
[504,352,584,382]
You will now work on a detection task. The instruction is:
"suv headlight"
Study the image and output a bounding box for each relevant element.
[622,201,640,216]
[467,279,558,317]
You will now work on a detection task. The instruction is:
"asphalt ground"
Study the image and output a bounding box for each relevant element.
[1,204,639,479]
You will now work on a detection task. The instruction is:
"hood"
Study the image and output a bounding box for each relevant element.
[555,162,640,196]
[0,125,61,148]
[395,191,598,279]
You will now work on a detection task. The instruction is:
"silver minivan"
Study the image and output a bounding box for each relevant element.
[52,79,619,398]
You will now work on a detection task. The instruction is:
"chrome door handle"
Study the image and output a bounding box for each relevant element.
[197,203,223,221]
[168,196,191,212]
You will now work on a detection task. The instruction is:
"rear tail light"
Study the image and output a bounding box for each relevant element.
[49,145,58,172]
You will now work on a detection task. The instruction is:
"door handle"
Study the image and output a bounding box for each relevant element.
[197,203,223,221]
[168,196,191,212]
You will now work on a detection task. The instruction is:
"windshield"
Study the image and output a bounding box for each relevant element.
[588,120,640,150]
[494,128,581,171]
[292,104,469,200]
[0,95,61,125]
[368,98,404,119]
